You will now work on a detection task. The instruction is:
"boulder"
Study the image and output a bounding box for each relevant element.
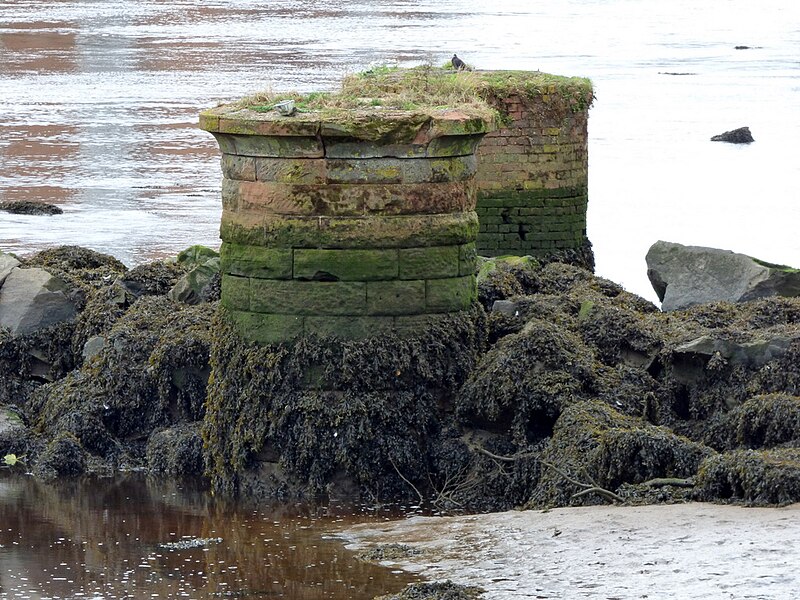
[674,334,796,369]
[0,267,78,335]
[168,256,220,305]
[0,252,21,287]
[0,200,63,215]
[175,245,219,269]
[646,241,800,311]
[710,126,754,143]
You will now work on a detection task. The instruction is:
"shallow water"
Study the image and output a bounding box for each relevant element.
[0,472,417,599]
[1,1,799,301]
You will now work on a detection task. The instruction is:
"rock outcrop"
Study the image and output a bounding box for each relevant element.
[0,200,63,215]
[0,252,21,285]
[710,126,754,143]
[4,243,800,510]
[646,241,800,311]
[0,267,78,335]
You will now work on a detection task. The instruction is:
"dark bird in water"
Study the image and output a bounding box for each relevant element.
[451,53,466,70]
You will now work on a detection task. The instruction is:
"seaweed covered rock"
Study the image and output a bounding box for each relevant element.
[169,245,221,305]
[457,318,600,446]
[34,431,87,478]
[525,401,712,508]
[25,245,127,299]
[696,448,800,505]
[0,405,29,456]
[27,296,214,472]
[119,261,184,298]
[147,423,205,476]
[476,255,540,310]
[203,305,486,501]
[376,581,484,600]
[0,200,63,215]
[704,393,800,451]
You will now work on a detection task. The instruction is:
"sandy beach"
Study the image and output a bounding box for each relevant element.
[344,503,800,599]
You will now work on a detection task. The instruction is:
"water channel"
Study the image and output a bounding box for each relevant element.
[0,472,417,599]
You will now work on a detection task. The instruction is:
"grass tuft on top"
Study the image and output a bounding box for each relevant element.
[233,65,593,123]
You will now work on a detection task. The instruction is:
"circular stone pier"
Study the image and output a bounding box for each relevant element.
[200,104,493,343]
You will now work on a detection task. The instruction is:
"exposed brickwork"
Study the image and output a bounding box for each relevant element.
[201,108,488,343]
[475,92,591,267]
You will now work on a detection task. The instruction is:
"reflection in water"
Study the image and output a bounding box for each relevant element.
[0,472,417,599]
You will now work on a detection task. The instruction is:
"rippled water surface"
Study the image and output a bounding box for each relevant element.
[1,0,799,300]
[0,473,417,599]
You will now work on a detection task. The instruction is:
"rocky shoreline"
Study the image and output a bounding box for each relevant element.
[2,244,800,513]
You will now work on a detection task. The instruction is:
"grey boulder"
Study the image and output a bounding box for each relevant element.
[0,252,21,287]
[710,126,754,143]
[646,241,800,311]
[169,256,220,305]
[0,267,78,335]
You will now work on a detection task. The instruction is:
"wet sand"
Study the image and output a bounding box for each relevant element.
[344,502,800,599]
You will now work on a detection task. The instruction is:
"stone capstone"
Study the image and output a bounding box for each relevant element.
[0,267,78,335]
[646,241,800,311]
[710,127,754,143]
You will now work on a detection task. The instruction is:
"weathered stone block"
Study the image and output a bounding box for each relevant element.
[221,155,256,181]
[459,243,477,276]
[219,210,266,246]
[366,280,426,315]
[293,248,398,281]
[323,155,477,185]
[225,180,473,217]
[227,310,304,344]
[221,274,251,311]
[399,246,460,279]
[427,134,484,157]
[426,276,477,312]
[255,157,327,184]
[215,133,324,158]
[220,243,293,279]
[217,117,320,137]
[250,279,367,315]
[259,212,479,249]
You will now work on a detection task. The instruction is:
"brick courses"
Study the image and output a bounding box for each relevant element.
[475,92,590,261]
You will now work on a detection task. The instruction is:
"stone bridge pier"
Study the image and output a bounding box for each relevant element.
[200,106,491,344]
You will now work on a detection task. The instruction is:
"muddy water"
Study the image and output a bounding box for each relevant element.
[0,473,417,599]
[2,1,799,300]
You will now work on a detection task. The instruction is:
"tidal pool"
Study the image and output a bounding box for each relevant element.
[0,472,418,599]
